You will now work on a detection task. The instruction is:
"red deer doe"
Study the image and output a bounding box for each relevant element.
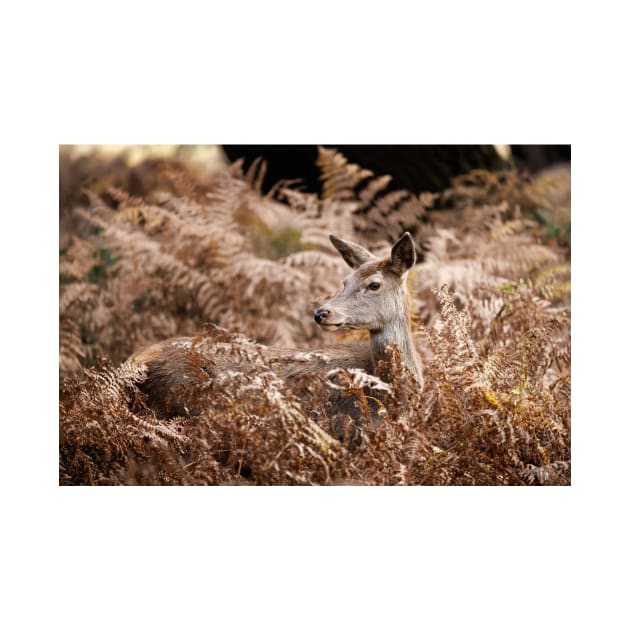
[128,232,423,424]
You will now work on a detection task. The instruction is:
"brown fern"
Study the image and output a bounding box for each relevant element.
[60,146,570,485]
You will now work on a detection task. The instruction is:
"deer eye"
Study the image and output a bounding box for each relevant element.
[367,281,381,291]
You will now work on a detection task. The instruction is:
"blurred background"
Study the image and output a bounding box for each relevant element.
[221,144,570,195]
[61,143,570,195]
[60,143,571,253]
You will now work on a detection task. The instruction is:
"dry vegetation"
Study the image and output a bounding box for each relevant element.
[59,146,570,485]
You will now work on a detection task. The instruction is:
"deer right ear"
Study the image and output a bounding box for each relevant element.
[388,232,416,276]
[329,235,375,269]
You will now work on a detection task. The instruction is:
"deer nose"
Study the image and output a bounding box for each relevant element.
[313,308,330,324]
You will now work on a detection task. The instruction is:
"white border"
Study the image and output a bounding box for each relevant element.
[4,1,627,628]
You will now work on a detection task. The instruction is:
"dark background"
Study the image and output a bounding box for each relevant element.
[222,145,570,195]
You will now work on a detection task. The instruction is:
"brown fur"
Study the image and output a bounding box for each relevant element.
[265,342,373,378]
[129,336,375,418]
[356,259,394,280]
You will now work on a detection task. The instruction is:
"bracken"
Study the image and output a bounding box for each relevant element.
[59,146,570,485]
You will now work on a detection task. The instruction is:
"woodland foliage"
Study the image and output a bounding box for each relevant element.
[59,146,570,485]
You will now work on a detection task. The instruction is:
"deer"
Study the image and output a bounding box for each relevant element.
[128,232,423,425]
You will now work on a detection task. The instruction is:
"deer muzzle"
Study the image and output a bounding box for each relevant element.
[313,308,330,324]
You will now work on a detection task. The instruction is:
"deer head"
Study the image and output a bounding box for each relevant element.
[313,233,416,332]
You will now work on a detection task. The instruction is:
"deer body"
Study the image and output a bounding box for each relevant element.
[128,233,422,419]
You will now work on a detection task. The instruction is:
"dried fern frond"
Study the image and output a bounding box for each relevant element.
[317,146,374,200]
[315,146,433,249]
[440,168,524,210]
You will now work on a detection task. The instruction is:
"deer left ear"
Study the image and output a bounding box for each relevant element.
[389,232,416,276]
[329,234,375,269]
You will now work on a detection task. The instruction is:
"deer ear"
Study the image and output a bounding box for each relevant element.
[329,235,374,269]
[389,232,416,276]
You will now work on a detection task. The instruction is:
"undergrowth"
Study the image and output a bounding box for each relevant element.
[59,146,570,485]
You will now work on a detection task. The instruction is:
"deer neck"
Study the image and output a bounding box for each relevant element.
[369,303,422,383]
